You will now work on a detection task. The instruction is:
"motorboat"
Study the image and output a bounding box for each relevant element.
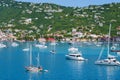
[0,43,6,48]
[66,48,86,61]
[11,42,19,47]
[66,53,86,61]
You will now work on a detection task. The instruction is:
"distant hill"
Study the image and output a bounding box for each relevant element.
[0,0,120,40]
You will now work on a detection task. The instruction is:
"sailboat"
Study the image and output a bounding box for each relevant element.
[95,24,120,66]
[50,41,56,54]
[110,41,120,52]
[25,45,48,72]
[23,43,29,51]
[35,42,47,49]
[49,37,57,54]
[65,37,87,61]
[35,35,47,49]
[23,48,29,52]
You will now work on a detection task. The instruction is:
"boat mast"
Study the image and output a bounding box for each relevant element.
[54,33,55,51]
[73,35,75,47]
[72,28,76,47]
[36,53,40,67]
[53,18,56,53]
[30,45,32,66]
[107,23,111,57]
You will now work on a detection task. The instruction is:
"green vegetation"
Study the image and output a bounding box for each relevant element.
[0,0,120,40]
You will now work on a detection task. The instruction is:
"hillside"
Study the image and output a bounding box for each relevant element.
[0,0,120,40]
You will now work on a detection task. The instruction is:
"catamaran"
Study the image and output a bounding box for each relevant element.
[95,24,120,66]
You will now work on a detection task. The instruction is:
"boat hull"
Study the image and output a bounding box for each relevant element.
[65,55,86,61]
[25,66,43,72]
[95,60,120,66]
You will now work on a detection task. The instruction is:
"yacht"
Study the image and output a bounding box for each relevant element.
[11,42,19,47]
[66,47,86,61]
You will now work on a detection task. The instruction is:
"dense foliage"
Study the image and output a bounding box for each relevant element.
[0,0,120,40]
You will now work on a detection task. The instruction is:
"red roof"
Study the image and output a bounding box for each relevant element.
[47,38,55,42]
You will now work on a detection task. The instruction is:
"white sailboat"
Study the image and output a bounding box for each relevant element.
[25,45,42,72]
[110,40,120,52]
[25,45,48,72]
[110,38,117,50]
[35,43,47,49]
[49,37,57,54]
[35,42,47,49]
[50,42,56,54]
[95,24,120,66]
[23,43,29,51]
[23,48,29,51]
[35,36,47,49]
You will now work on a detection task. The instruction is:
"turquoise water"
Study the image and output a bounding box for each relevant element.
[0,42,120,80]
